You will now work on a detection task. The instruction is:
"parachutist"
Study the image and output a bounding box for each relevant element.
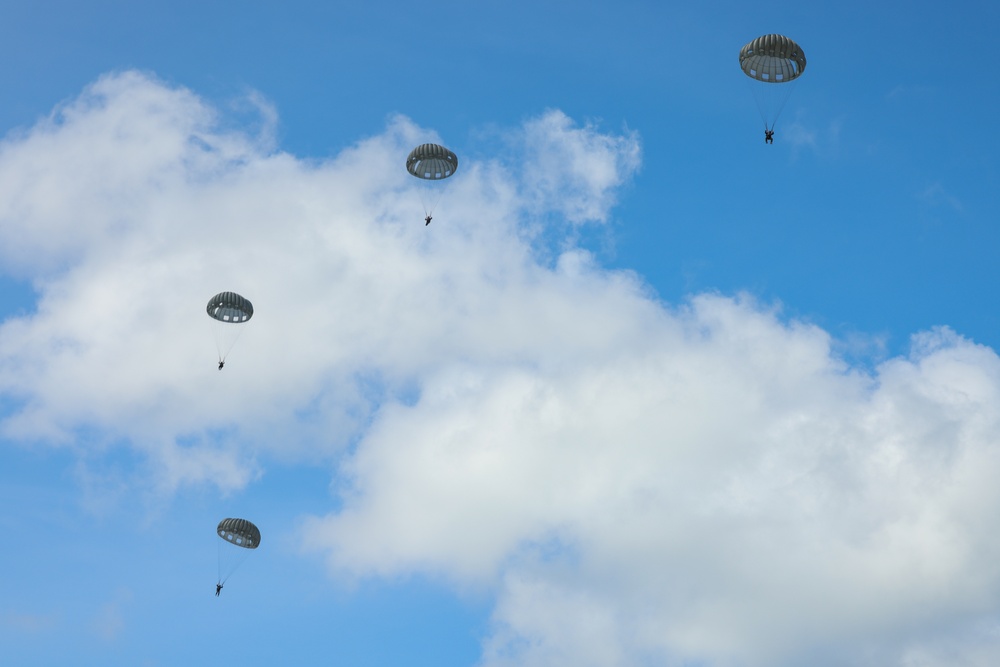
[207,291,253,370]
[407,144,457,229]
[740,35,806,135]
[217,518,261,589]
[765,129,774,144]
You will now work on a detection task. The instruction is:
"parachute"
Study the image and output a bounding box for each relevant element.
[739,34,807,132]
[406,143,458,224]
[217,518,260,587]
[217,518,261,549]
[206,291,253,367]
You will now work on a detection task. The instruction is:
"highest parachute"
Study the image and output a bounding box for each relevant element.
[739,34,807,136]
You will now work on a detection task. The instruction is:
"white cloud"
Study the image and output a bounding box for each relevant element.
[2,72,999,666]
[91,589,132,642]
[516,110,640,224]
[919,182,964,212]
[306,307,1000,666]
[782,120,818,150]
[0,71,265,276]
[0,73,641,489]
[1,610,58,634]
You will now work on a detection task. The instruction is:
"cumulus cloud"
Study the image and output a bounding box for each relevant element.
[782,119,818,150]
[2,72,999,667]
[91,589,132,642]
[1,610,57,634]
[516,110,640,224]
[0,72,639,488]
[308,302,1000,667]
[920,182,964,212]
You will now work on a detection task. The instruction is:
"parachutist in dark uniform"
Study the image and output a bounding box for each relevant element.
[764,129,774,144]
[218,361,225,370]
[425,215,432,226]
[216,583,223,596]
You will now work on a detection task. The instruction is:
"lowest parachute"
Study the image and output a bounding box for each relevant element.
[216,518,260,594]
[406,143,458,225]
[739,34,807,133]
[206,291,253,369]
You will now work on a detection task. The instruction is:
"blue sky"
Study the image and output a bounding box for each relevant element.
[1,2,999,666]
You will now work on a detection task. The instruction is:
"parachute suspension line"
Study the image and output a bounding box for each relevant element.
[745,75,796,132]
[419,178,452,219]
[218,546,252,585]
[214,329,224,364]
[744,76,769,130]
[766,77,800,132]
[219,323,247,363]
[208,318,249,363]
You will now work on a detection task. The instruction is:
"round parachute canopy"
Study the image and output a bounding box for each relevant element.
[739,34,806,83]
[206,292,254,324]
[217,518,261,549]
[406,144,458,181]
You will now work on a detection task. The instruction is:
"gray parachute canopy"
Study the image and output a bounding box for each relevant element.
[206,292,254,324]
[406,144,458,180]
[217,518,261,549]
[739,34,806,83]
